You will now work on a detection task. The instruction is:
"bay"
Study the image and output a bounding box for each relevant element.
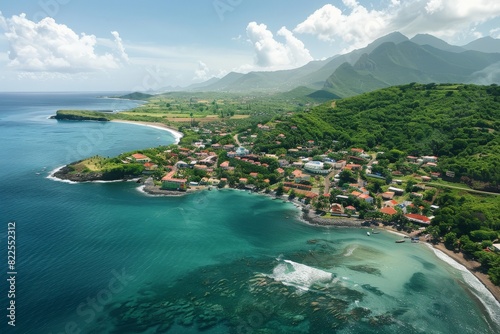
[0,93,498,334]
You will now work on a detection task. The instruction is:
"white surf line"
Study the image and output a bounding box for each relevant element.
[112,120,183,144]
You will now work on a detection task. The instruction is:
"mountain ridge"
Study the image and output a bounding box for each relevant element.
[186,32,500,98]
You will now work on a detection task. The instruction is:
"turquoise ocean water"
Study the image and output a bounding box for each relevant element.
[0,93,499,334]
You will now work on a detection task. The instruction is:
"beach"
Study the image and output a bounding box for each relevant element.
[378,225,500,304]
[111,119,184,143]
[433,243,500,303]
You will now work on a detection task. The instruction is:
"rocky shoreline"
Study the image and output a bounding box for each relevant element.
[302,209,364,227]
[52,164,140,182]
[141,177,189,196]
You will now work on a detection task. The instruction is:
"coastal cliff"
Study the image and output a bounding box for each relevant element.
[53,161,143,182]
[52,110,111,122]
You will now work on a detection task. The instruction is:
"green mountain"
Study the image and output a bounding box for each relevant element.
[410,34,465,53]
[253,83,500,192]
[463,36,500,53]
[190,33,500,99]
[325,41,500,97]
[191,59,332,92]
[194,32,410,93]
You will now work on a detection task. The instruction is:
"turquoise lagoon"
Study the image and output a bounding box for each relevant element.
[0,93,499,334]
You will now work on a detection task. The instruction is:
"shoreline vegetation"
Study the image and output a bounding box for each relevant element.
[48,87,500,310]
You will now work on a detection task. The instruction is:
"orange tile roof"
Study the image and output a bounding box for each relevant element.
[380,207,397,215]
[132,153,148,160]
[405,213,431,224]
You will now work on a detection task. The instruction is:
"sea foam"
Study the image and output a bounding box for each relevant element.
[269,259,333,292]
[431,246,500,326]
[46,166,78,184]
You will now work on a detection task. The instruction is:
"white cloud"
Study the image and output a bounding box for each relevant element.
[1,13,128,73]
[425,0,444,14]
[294,1,500,52]
[246,22,313,69]
[194,61,210,81]
[491,28,500,39]
[111,31,129,63]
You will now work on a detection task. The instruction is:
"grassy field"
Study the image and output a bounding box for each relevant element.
[72,156,108,172]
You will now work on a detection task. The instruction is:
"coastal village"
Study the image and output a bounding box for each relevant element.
[124,122,447,236]
[52,86,500,315]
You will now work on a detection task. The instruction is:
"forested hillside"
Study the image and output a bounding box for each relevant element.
[254,83,500,191]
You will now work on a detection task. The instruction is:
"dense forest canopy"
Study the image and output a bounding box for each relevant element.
[254,83,500,190]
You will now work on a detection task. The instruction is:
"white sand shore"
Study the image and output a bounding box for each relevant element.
[112,120,184,144]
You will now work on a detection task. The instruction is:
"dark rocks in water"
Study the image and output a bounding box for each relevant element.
[410,255,437,270]
[361,284,384,296]
[348,265,382,276]
[350,307,372,320]
[89,253,403,333]
[367,313,395,327]
[405,272,428,292]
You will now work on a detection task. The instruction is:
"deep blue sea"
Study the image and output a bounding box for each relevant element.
[0,93,499,334]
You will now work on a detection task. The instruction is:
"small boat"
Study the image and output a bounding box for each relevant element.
[395,239,405,243]
[372,230,380,234]
[411,237,419,243]
[367,232,371,236]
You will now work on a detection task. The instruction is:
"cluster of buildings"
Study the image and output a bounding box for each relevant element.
[125,131,437,226]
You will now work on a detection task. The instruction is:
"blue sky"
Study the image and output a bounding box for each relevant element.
[1,0,500,91]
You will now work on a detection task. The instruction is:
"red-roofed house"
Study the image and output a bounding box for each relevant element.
[358,193,373,203]
[383,199,398,207]
[405,213,431,225]
[220,161,230,169]
[161,175,187,191]
[143,162,158,171]
[351,148,364,154]
[249,172,259,178]
[380,207,397,215]
[291,169,310,183]
[345,164,362,171]
[130,153,151,163]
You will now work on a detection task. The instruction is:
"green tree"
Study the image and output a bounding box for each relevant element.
[444,232,458,249]
[275,183,284,197]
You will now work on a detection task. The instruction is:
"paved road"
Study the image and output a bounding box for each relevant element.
[233,133,241,146]
[323,170,338,194]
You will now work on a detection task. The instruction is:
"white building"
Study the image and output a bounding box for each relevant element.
[304,161,329,174]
